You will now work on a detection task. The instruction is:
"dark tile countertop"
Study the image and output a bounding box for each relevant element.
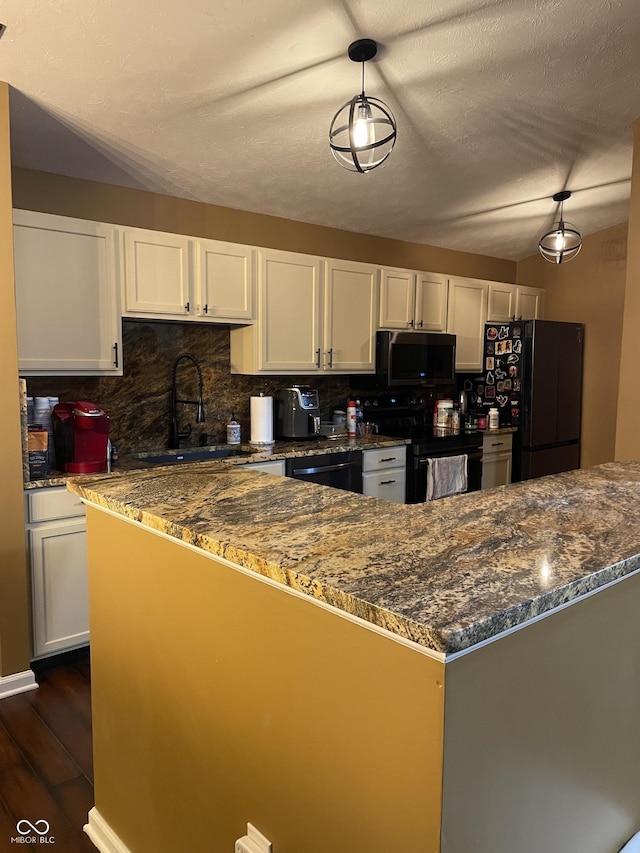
[68,457,640,657]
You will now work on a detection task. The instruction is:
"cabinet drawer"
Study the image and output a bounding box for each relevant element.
[244,459,286,476]
[362,446,407,472]
[26,487,86,523]
[362,469,406,503]
[482,433,513,457]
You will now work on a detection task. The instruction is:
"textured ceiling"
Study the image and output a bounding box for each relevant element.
[1,0,639,261]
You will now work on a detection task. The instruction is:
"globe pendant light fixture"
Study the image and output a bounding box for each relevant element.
[538,190,583,264]
[329,38,397,174]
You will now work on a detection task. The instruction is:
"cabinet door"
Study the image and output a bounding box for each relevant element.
[122,229,192,317]
[379,268,415,329]
[324,260,378,371]
[415,274,448,331]
[447,278,488,372]
[196,239,254,322]
[481,452,512,490]
[30,519,89,657]
[516,285,544,320]
[487,282,516,322]
[260,249,323,372]
[13,210,121,375]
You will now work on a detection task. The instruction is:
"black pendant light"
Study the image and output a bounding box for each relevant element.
[328,39,397,174]
[538,190,583,264]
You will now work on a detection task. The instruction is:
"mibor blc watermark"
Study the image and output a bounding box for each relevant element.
[10,820,55,844]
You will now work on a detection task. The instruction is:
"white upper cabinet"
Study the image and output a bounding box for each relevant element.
[415,273,448,331]
[122,229,191,317]
[447,278,488,372]
[230,253,377,374]
[13,210,122,375]
[515,284,544,320]
[379,268,447,331]
[324,259,378,371]
[487,281,545,322]
[121,228,255,324]
[196,238,254,322]
[487,282,516,323]
[231,249,323,373]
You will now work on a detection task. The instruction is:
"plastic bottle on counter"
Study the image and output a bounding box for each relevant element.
[451,404,461,434]
[346,399,357,437]
[226,413,241,445]
[355,399,364,435]
[488,407,499,430]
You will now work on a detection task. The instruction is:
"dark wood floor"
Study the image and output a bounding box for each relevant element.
[0,649,95,851]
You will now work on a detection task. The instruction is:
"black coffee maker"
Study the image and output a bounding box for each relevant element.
[275,386,321,439]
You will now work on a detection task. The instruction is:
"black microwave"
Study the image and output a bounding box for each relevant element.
[375,330,456,387]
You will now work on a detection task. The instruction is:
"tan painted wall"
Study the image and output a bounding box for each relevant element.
[517,222,627,468]
[87,507,446,853]
[442,571,640,853]
[0,83,31,677]
[12,166,517,282]
[616,120,640,460]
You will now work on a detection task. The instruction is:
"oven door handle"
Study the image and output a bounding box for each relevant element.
[415,450,482,467]
[293,461,360,476]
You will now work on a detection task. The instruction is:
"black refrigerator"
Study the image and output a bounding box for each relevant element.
[479,319,584,481]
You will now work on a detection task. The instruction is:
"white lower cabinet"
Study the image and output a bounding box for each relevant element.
[25,488,89,658]
[362,446,407,503]
[481,433,513,490]
[244,459,286,475]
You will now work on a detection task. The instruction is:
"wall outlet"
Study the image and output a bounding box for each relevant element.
[234,822,273,853]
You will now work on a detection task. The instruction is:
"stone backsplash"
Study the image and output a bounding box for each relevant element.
[25,320,354,452]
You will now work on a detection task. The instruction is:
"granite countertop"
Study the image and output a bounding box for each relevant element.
[24,434,409,489]
[68,458,640,656]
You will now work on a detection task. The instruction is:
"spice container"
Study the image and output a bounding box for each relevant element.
[488,407,499,430]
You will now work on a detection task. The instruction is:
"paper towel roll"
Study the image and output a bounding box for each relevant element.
[250,396,275,445]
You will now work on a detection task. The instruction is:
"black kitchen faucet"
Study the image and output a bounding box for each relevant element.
[169,353,206,448]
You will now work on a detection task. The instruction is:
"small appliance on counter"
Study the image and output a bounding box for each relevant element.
[275,386,321,440]
[52,400,110,474]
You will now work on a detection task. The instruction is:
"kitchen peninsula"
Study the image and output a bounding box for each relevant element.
[70,461,640,853]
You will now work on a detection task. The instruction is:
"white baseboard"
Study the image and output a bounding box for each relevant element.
[0,669,37,700]
[84,808,133,853]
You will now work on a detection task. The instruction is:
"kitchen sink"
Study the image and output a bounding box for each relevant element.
[135,447,254,465]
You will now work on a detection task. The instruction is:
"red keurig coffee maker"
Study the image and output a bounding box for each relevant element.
[52,401,110,474]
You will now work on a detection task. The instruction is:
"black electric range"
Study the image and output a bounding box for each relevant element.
[360,393,483,502]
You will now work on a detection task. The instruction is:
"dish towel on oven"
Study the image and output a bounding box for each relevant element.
[426,454,468,500]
